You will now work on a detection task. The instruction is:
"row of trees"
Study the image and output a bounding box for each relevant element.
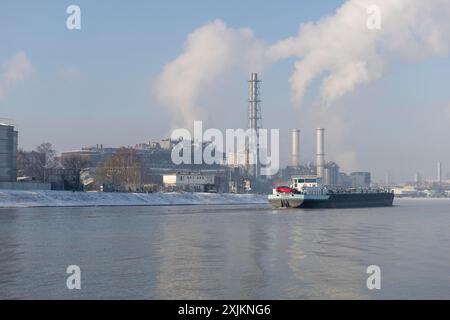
[17,142,89,180]
[18,143,144,192]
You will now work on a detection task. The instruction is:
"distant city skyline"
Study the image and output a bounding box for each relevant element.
[2,0,450,182]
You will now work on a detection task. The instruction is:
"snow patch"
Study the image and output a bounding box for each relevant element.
[0,190,268,208]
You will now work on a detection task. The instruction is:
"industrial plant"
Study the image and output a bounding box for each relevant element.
[0,74,449,198]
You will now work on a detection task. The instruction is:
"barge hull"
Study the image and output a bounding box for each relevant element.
[269,193,394,209]
[301,193,394,208]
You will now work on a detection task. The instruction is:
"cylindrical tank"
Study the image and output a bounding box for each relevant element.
[0,123,18,182]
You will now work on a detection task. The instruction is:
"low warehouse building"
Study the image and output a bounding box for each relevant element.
[163,172,216,192]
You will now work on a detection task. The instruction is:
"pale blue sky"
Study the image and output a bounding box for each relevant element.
[1,0,450,182]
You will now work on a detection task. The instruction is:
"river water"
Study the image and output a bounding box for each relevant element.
[0,199,449,299]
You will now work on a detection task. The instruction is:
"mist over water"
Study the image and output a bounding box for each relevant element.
[0,199,449,299]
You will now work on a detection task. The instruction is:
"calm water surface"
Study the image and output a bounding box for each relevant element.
[0,199,449,299]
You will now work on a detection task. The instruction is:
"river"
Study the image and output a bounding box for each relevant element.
[0,199,449,299]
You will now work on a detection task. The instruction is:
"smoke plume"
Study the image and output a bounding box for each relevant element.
[155,0,450,128]
[154,20,271,129]
[0,52,34,100]
[270,0,450,106]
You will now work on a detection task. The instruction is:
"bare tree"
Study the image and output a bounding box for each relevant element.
[62,154,89,171]
[17,149,34,178]
[16,143,58,181]
[96,147,143,192]
[58,154,90,191]
[36,142,57,168]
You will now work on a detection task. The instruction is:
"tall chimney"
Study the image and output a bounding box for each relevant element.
[438,161,442,188]
[248,73,261,131]
[291,129,300,167]
[316,128,325,179]
[247,72,262,178]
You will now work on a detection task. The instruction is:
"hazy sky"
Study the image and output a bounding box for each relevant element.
[1,0,450,182]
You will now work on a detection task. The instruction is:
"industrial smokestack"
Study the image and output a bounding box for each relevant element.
[248,73,261,131]
[247,72,262,178]
[291,129,300,167]
[316,128,325,179]
[438,161,442,187]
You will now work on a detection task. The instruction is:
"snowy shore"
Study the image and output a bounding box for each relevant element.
[0,190,268,208]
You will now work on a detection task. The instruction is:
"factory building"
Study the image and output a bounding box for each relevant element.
[338,172,352,188]
[276,127,373,191]
[44,167,82,191]
[60,139,233,193]
[61,144,116,168]
[349,172,371,188]
[414,172,423,187]
[163,172,216,192]
[0,122,18,182]
[0,121,51,190]
[324,162,340,186]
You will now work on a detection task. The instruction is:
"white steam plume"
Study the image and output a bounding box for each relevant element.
[0,52,34,100]
[270,0,450,106]
[154,20,271,129]
[155,0,450,127]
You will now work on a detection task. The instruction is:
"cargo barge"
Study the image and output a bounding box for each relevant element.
[268,176,394,209]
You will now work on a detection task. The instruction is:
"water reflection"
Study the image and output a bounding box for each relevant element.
[155,207,269,299]
[0,200,449,299]
[0,209,22,298]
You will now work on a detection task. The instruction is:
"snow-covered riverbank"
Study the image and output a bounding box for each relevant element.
[0,190,268,208]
